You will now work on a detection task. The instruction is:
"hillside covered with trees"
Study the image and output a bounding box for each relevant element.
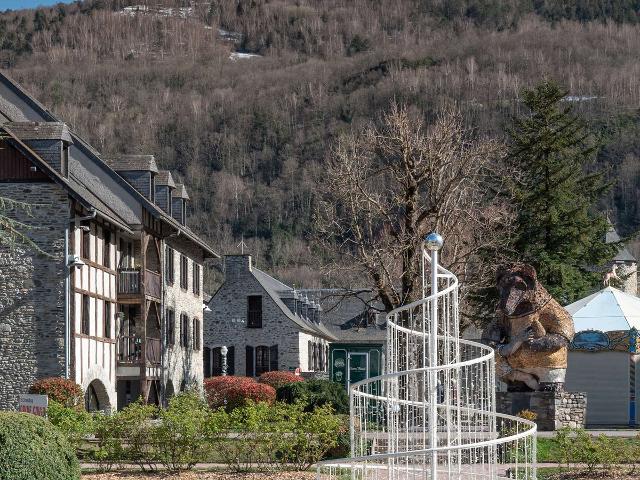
[2,0,640,294]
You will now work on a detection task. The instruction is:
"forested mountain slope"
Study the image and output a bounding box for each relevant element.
[2,0,640,291]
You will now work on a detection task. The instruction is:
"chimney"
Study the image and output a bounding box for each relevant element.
[5,122,73,176]
[103,154,159,201]
[155,170,175,214]
[224,255,252,281]
[171,183,189,225]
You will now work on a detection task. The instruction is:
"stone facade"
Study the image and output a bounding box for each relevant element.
[0,183,68,409]
[616,261,637,296]
[496,391,587,431]
[162,235,205,397]
[204,255,332,376]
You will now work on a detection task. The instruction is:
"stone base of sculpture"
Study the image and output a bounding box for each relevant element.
[497,390,587,431]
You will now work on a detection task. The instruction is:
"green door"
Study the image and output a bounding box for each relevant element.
[348,352,369,385]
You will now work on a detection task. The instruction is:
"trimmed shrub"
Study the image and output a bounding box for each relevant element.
[155,391,212,471]
[0,412,80,480]
[47,401,94,452]
[277,379,349,414]
[209,401,342,472]
[205,376,275,410]
[258,371,303,390]
[30,377,83,407]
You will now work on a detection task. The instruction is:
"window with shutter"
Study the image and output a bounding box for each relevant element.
[104,301,111,338]
[269,345,278,372]
[180,255,188,290]
[103,230,111,268]
[245,346,255,377]
[227,346,235,375]
[165,308,175,346]
[165,247,174,284]
[192,318,200,350]
[180,314,189,348]
[308,341,312,371]
[81,227,91,260]
[203,347,211,378]
[212,347,222,376]
[82,295,90,335]
[193,263,200,295]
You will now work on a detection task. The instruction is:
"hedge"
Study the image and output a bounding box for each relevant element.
[0,412,80,480]
[257,371,303,390]
[276,379,349,414]
[204,376,275,410]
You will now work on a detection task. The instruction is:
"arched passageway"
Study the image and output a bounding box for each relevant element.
[85,379,111,412]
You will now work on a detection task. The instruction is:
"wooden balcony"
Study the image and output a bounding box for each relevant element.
[118,268,161,300]
[118,269,141,295]
[117,335,161,365]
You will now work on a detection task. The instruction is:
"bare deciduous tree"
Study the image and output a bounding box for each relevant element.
[316,104,514,326]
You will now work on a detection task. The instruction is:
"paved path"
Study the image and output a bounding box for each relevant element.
[537,429,640,438]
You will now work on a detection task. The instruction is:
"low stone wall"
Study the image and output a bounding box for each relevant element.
[496,391,587,431]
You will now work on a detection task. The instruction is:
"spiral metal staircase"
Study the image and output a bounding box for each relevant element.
[317,234,537,480]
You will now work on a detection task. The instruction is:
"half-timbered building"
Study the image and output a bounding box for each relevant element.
[0,72,217,411]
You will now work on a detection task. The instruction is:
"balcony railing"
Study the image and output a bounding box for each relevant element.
[118,269,141,295]
[118,268,161,298]
[118,335,142,362]
[117,335,161,365]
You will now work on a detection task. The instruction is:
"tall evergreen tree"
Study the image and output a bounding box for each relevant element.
[507,81,618,304]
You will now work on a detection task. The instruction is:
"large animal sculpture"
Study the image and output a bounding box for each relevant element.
[482,264,575,392]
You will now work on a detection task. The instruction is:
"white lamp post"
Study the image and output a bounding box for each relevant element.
[221,345,228,376]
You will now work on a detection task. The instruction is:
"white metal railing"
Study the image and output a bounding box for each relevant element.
[317,234,537,479]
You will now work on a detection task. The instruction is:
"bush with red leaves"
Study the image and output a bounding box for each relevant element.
[29,377,83,407]
[204,376,275,411]
[257,371,303,390]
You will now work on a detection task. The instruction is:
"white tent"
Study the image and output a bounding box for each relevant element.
[565,286,640,332]
[565,286,639,426]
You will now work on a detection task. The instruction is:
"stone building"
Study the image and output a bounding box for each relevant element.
[203,255,335,377]
[605,221,637,296]
[0,72,217,411]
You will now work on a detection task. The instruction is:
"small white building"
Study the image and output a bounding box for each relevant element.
[565,287,640,426]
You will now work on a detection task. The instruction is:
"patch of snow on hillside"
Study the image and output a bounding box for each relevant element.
[120,5,195,19]
[229,52,262,60]
[219,28,243,43]
[562,95,598,102]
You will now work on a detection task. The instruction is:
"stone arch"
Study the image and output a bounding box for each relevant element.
[85,379,110,412]
[82,364,116,412]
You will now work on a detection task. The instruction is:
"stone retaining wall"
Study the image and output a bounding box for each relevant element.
[496,390,587,431]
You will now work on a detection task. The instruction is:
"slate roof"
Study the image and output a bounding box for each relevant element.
[300,288,387,344]
[103,154,159,173]
[606,221,637,262]
[0,71,218,258]
[172,183,190,200]
[251,267,337,341]
[2,126,134,234]
[4,121,72,142]
[156,171,175,188]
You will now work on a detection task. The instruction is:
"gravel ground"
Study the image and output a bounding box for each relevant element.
[83,472,316,479]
